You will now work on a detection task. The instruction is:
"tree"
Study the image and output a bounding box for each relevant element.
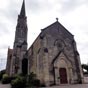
[82,64,88,74]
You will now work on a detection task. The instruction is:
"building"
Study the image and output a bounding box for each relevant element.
[6,0,28,75]
[6,0,84,86]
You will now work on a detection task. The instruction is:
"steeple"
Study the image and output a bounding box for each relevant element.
[14,0,28,49]
[7,0,28,76]
[20,0,26,17]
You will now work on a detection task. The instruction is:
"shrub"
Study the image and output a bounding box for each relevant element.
[32,79,40,87]
[2,74,11,84]
[0,70,6,80]
[40,83,46,87]
[27,72,36,87]
[27,72,40,87]
[11,76,26,88]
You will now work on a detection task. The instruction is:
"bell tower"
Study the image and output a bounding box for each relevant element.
[10,0,28,75]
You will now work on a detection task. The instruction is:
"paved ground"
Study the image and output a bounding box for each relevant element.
[0,84,88,88]
[0,84,11,88]
[41,84,88,88]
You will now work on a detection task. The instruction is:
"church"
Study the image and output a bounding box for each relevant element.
[6,0,84,86]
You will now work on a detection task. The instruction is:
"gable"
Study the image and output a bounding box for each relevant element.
[28,21,74,51]
[40,21,74,42]
[51,51,73,66]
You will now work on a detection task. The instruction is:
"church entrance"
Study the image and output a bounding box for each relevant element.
[59,68,68,84]
[22,58,28,75]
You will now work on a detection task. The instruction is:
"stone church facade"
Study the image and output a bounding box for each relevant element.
[6,0,84,86]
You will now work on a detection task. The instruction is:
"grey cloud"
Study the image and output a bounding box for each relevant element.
[0,57,6,71]
[0,7,18,22]
[78,43,88,51]
[0,0,19,24]
[25,0,88,15]
[0,45,8,50]
[0,22,10,35]
[26,0,53,14]
[26,0,40,12]
[59,0,88,13]
[0,50,7,69]
[0,0,20,37]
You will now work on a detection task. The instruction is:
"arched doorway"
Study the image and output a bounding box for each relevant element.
[59,68,68,84]
[22,58,28,75]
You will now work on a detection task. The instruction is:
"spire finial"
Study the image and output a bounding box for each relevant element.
[20,0,26,17]
[56,18,58,21]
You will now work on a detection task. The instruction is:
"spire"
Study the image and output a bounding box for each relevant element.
[20,0,26,17]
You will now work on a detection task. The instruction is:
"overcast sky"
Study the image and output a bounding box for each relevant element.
[0,0,88,71]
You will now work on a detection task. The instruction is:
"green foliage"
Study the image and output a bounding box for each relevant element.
[10,72,40,88]
[82,64,88,74]
[28,72,36,81]
[27,72,40,87]
[11,75,26,88]
[40,83,46,87]
[57,77,60,79]
[3,74,8,78]
[0,70,6,80]
[27,72,36,87]
[32,79,40,87]
[2,74,11,84]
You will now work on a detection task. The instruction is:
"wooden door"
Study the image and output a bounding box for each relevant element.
[59,68,68,84]
[22,58,28,75]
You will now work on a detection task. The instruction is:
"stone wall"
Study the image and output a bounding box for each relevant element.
[27,21,84,86]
